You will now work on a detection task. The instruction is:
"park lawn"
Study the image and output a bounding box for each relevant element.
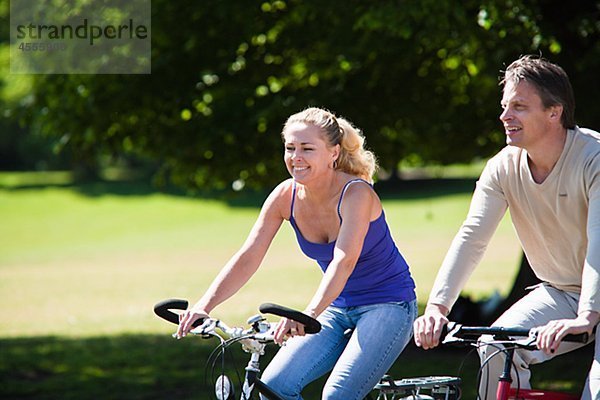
[6,171,590,400]
[0,171,522,338]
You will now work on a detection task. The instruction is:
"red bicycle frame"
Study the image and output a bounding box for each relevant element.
[507,388,579,399]
[496,346,579,400]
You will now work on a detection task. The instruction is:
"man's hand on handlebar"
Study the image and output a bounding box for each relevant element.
[413,304,450,350]
[535,311,599,354]
[177,308,210,339]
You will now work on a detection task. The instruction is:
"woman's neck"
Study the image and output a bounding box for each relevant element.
[298,171,344,203]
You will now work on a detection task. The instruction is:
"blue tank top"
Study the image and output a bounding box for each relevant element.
[289,179,416,307]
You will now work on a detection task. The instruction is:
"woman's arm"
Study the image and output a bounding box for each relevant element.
[177,181,290,337]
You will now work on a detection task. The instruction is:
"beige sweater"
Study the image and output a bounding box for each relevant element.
[429,127,600,314]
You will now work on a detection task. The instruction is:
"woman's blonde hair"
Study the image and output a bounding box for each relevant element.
[282,107,378,182]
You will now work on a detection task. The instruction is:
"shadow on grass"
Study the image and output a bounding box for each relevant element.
[1,335,591,399]
[0,172,269,208]
[0,170,478,209]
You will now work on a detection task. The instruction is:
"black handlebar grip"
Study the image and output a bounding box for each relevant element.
[153,298,206,328]
[259,303,322,334]
[154,298,188,325]
[564,332,589,343]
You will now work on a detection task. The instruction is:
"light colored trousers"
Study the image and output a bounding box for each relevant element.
[478,283,599,400]
[260,300,418,400]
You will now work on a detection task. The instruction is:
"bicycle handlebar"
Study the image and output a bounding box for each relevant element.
[444,321,590,344]
[153,299,322,334]
[153,298,206,328]
[259,303,321,334]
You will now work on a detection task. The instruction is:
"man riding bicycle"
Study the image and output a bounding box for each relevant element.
[413,55,600,399]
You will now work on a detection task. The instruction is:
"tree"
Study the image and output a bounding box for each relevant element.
[3,0,598,190]
[2,0,598,320]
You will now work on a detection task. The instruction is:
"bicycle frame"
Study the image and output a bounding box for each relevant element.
[229,351,276,400]
[507,388,579,400]
[443,322,589,400]
[495,346,578,400]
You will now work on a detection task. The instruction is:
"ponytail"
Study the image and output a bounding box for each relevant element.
[336,118,377,182]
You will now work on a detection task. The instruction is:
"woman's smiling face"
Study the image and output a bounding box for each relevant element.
[283,122,339,184]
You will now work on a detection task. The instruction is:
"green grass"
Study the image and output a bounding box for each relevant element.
[1,170,589,399]
[0,171,521,337]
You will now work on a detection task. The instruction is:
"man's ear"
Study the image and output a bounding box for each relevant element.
[549,104,563,122]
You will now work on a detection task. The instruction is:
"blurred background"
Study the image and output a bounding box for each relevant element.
[1,0,598,398]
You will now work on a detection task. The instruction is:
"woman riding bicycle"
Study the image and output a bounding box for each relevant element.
[177,107,417,400]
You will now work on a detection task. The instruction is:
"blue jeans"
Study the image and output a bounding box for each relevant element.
[260,299,418,400]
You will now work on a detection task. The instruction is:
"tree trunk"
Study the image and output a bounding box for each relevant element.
[72,152,100,183]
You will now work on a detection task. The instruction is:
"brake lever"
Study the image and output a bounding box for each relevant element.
[441,322,467,346]
[171,318,217,339]
[511,329,538,350]
[195,318,218,336]
[253,326,277,342]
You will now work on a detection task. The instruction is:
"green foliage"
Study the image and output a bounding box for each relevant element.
[2,0,599,190]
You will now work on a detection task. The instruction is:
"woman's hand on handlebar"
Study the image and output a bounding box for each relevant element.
[273,317,306,345]
[413,304,450,350]
[176,308,209,339]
